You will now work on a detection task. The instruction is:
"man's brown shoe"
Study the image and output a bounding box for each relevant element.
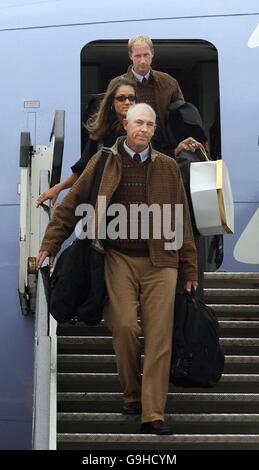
[140,420,174,435]
[121,401,142,415]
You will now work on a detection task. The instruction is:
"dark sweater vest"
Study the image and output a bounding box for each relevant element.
[137,77,165,152]
[105,146,150,256]
[137,77,157,116]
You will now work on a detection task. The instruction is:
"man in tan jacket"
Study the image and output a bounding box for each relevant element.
[37,103,197,435]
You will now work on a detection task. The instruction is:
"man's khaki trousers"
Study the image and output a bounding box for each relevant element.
[103,248,177,423]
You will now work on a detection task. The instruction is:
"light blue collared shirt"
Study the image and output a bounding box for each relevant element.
[132,68,151,83]
[123,140,150,163]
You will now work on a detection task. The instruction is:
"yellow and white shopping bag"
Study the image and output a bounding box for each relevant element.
[190,160,234,236]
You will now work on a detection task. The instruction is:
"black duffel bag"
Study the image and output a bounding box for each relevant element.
[49,237,107,325]
[48,148,110,325]
[170,291,225,387]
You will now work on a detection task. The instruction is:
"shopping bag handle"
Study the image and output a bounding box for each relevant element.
[198,146,210,161]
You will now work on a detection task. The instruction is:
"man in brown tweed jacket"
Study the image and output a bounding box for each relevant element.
[37,103,197,435]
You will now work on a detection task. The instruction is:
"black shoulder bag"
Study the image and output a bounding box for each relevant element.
[48,147,110,325]
[170,291,225,387]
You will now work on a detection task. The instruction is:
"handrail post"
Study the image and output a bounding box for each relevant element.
[32,170,57,450]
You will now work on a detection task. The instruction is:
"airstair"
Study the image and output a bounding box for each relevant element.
[56,273,259,450]
[18,118,259,449]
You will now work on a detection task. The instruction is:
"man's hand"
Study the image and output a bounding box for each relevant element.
[174,137,205,157]
[36,184,61,207]
[36,250,54,269]
[184,280,198,292]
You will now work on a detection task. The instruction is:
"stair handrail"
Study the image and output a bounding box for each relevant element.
[19,110,65,316]
[32,170,57,450]
[19,110,65,449]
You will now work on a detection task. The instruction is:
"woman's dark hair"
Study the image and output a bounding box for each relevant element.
[86,77,137,140]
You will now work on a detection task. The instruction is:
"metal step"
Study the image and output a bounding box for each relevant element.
[57,306,259,337]
[204,272,259,289]
[57,432,259,450]
[57,412,259,435]
[221,338,259,354]
[58,354,116,372]
[209,304,259,319]
[57,318,259,337]
[204,289,259,305]
[57,354,259,373]
[219,321,259,337]
[57,392,259,413]
[57,373,259,393]
[224,356,259,373]
[57,335,259,354]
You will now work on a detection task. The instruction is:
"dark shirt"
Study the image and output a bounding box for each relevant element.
[71,124,126,175]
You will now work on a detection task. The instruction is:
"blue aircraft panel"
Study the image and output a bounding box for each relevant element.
[222,202,259,272]
[0,420,32,450]
[0,0,258,31]
[0,206,34,437]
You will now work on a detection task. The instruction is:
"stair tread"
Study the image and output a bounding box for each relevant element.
[57,373,259,382]
[57,412,259,422]
[209,304,259,309]
[58,336,259,345]
[58,309,259,330]
[204,288,259,294]
[57,433,259,442]
[57,392,259,400]
[219,321,259,326]
[58,354,259,362]
[204,272,259,279]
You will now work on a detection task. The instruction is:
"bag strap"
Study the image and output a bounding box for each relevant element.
[89,146,110,207]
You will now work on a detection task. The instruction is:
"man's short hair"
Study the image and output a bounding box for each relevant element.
[128,35,154,53]
[126,103,156,122]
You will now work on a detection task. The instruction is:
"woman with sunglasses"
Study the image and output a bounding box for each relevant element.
[37,78,137,206]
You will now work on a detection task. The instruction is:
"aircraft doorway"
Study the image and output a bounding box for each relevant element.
[81,39,221,159]
[80,39,222,271]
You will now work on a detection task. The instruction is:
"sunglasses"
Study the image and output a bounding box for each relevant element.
[114,95,136,102]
